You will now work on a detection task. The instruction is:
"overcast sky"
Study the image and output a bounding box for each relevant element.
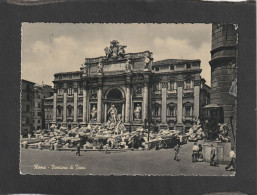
[21,23,212,86]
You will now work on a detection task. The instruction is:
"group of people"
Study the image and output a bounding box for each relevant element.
[173,142,236,171]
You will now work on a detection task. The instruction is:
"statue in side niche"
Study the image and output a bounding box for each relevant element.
[125,58,132,72]
[134,104,142,120]
[90,105,97,120]
[144,56,151,70]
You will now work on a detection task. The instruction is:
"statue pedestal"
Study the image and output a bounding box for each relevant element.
[203,141,231,164]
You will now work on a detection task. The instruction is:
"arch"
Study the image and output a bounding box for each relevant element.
[105,87,125,99]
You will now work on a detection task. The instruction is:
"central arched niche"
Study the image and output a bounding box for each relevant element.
[106,88,123,100]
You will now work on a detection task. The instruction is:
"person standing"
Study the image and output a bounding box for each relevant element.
[105,144,109,154]
[225,148,236,171]
[198,144,203,162]
[192,143,199,162]
[174,144,180,161]
[76,143,81,156]
[210,145,216,166]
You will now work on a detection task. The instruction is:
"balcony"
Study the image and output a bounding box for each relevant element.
[182,116,194,122]
[167,116,177,122]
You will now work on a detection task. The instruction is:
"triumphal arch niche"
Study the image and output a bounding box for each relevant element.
[53,40,154,130]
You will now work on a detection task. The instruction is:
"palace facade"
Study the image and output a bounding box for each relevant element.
[21,79,35,135]
[49,40,210,132]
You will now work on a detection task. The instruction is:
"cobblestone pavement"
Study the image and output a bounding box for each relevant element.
[20,141,235,176]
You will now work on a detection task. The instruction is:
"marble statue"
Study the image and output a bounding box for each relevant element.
[90,105,97,120]
[134,104,142,119]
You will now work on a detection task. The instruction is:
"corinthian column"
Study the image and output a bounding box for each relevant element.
[53,89,57,123]
[73,87,78,122]
[97,78,103,123]
[125,76,131,123]
[177,80,183,124]
[142,80,149,121]
[194,80,200,119]
[82,81,87,123]
[63,87,67,123]
[161,82,167,124]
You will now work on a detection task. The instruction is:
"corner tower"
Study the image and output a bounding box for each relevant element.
[209,23,238,130]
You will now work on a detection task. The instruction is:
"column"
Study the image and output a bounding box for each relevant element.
[53,90,57,123]
[97,78,103,123]
[125,78,131,123]
[73,87,78,122]
[104,103,107,122]
[193,80,200,119]
[142,81,148,121]
[161,82,167,124]
[82,82,87,123]
[177,80,183,124]
[122,103,125,122]
[63,87,67,123]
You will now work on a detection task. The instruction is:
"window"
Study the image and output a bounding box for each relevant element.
[185,106,191,117]
[37,126,40,130]
[186,64,191,69]
[38,103,41,108]
[153,83,161,91]
[167,106,176,117]
[67,106,73,117]
[38,120,40,123]
[155,67,159,71]
[78,86,83,95]
[185,80,192,90]
[57,88,63,95]
[26,117,29,124]
[27,94,30,100]
[49,115,51,119]
[169,81,176,91]
[152,104,161,117]
[57,107,63,117]
[26,105,30,112]
[26,84,30,92]
[170,65,174,70]
[68,88,73,95]
[38,112,41,116]
[33,120,34,123]
[78,106,83,117]
[38,95,41,99]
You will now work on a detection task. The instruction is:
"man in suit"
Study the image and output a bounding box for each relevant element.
[174,144,180,161]
[210,145,216,166]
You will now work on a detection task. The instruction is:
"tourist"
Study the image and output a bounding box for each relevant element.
[105,144,109,154]
[174,144,180,161]
[210,145,216,166]
[76,143,81,156]
[225,148,236,171]
[192,143,199,162]
[198,144,203,162]
[99,143,103,152]
[176,137,181,148]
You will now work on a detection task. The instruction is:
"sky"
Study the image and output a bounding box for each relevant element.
[21,23,212,86]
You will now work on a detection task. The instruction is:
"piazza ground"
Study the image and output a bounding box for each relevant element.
[20,141,234,176]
